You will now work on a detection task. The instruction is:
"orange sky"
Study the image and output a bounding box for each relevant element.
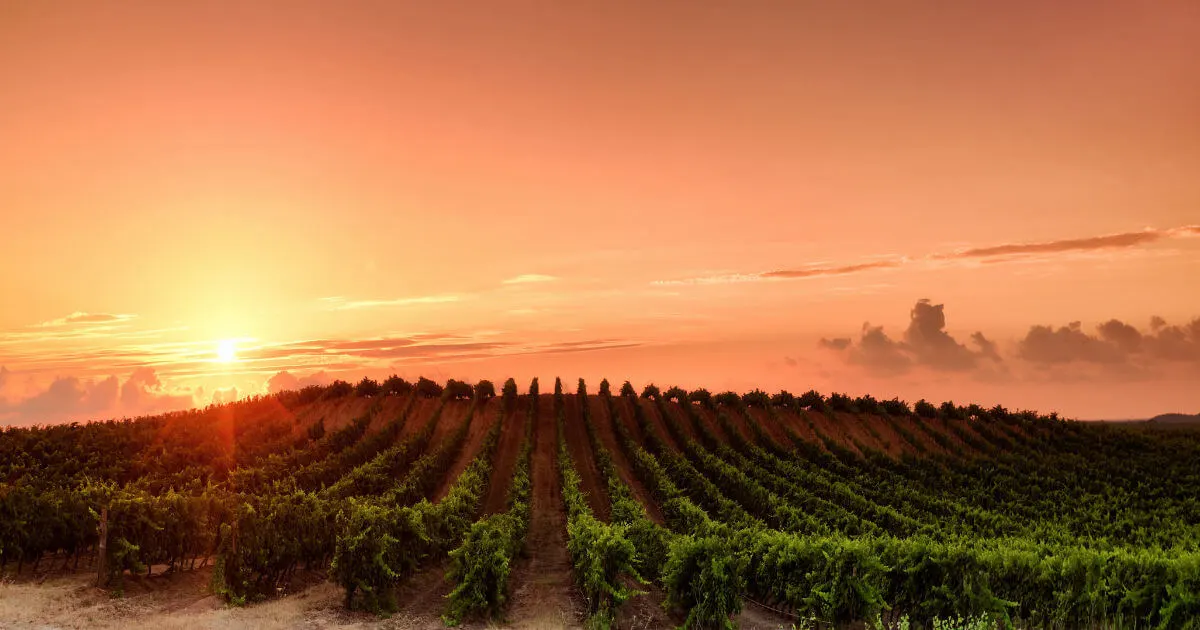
[2,1,1199,423]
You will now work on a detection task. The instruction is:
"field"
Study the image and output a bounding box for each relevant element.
[2,377,1199,630]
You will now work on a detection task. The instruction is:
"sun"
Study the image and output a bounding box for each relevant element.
[216,339,238,363]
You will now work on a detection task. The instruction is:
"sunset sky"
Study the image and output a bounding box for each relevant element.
[2,1,1198,423]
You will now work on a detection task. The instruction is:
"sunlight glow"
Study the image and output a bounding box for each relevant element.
[216,339,237,363]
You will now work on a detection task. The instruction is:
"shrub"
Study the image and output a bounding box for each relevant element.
[688,388,713,408]
[940,401,965,420]
[443,379,474,401]
[641,384,661,400]
[742,389,771,408]
[620,381,636,398]
[502,378,518,410]
[715,391,741,407]
[355,377,381,398]
[854,394,881,414]
[475,380,496,401]
[881,398,911,416]
[914,399,938,418]
[797,390,826,411]
[324,380,354,399]
[664,386,688,403]
[771,390,796,407]
[382,375,412,396]
[416,377,444,399]
[663,535,746,630]
[828,392,856,413]
[599,378,611,397]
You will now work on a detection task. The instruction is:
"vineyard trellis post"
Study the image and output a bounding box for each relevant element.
[95,506,108,587]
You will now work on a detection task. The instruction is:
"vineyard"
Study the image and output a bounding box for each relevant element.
[2,376,1199,629]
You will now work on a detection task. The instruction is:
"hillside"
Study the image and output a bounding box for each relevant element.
[3,378,1200,629]
[1147,412,1200,426]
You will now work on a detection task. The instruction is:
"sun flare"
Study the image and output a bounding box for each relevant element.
[216,339,237,363]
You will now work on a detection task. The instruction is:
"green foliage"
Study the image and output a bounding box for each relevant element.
[381,375,412,396]
[770,390,796,407]
[475,379,496,401]
[640,383,661,400]
[664,386,689,403]
[324,380,354,399]
[355,377,381,397]
[444,401,533,624]
[663,535,746,630]
[715,391,741,407]
[599,378,611,397]
[914,399,939,418]
[416,376,443,398]
[501,378,518,410]
[442,379,474,401]
[688,388,714,408]
[797,389,827,411]
[741,389,770,408]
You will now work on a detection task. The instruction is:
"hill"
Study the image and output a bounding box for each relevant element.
[2,377,1200,629]
[1147,412,1200,426]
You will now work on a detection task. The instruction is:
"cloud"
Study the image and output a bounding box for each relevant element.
[266,370,334,394]
[212,387,239,405]
[1018,317,1200,366]
[0,367,199,425]
[820,300,1000,375]
[762,260,906,280]
[502,274,558,284]
[934,226,1200,261]
[320,295,461,310]
[653,225,1200,285]
[37,312,137,327]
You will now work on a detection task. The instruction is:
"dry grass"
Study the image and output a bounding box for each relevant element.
[0,571,582,630]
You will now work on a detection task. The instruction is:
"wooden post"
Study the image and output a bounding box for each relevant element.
[95,507,108,587]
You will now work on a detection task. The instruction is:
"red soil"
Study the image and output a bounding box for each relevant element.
[432,398,501,502]
[736,406,791,448]
[588,396,666,525]
[563,394,611,521]
[638,397,686,451]
[479,397,528,515]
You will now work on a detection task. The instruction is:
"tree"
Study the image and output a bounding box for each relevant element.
[640,384,661,400]
[599,379,611,397]
[475,380,496,401]
[620,381,636,398]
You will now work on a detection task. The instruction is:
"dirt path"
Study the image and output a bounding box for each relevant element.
[563,394,611,521]
[432,399,500,502]
[506,394,582,629]
[480,398,527,515]
[589,396,665,525]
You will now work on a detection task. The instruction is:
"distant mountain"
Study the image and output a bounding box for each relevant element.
[1146,412,1200,426]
